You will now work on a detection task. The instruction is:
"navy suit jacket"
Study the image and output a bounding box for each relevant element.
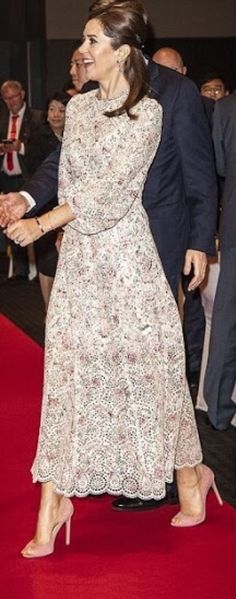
[143,61,217,289]
[25,62,217,290]
[212,92,236,251]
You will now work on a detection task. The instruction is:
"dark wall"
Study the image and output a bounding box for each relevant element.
[46,40,79,99]
[0,0,46,108]
[148,37,236,91]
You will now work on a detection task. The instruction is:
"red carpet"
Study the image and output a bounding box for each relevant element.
[0,314,235,599]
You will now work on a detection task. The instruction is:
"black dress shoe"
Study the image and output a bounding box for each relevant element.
[112,489,178,512]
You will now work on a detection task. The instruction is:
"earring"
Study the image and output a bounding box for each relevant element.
[116,58,124,73]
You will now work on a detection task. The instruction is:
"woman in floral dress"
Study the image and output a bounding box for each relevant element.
[6,0,220,559]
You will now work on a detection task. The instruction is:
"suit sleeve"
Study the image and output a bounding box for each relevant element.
[22,147,60,215]
[212,102,225,177]
[173,77,218,254]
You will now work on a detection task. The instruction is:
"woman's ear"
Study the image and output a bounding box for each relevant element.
[116,44,131,64]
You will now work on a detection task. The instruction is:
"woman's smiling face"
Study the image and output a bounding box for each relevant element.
[79,18,119,83]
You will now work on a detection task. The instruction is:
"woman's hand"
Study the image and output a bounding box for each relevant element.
[55,230,64,253]
[5,218,43,246]
[5,204,75,247]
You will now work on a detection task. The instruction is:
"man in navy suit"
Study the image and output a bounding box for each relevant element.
[0,1,218,509]
[151,47,217,394]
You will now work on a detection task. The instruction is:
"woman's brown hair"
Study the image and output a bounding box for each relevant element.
[89,0,149,118]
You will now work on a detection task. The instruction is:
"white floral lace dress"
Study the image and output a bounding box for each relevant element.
[31,90,202,500]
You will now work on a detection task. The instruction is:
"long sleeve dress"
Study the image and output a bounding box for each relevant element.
[31,90,202,500]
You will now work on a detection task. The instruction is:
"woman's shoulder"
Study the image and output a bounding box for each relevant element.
[67,90,97,112]
[139,95,162,114]
[133,95,163,122]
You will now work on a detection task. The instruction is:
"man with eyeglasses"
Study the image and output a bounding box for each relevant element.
[0,80,42,280]
[200,73,230,101]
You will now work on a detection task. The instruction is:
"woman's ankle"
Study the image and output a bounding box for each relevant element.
[176,466,200,487]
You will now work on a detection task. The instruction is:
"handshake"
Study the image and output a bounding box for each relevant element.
[0,192,43,246]
[0,192,28,226]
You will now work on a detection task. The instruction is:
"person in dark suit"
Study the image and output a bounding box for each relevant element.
[0,1,218,511]
[0,80,42,279]
[203,93,236,430]
[152,46,214,393]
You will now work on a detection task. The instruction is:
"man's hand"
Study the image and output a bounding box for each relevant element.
[0,193,28,227]
[183,249,207,290]
[5,218,43,246]
[0,140,21,154]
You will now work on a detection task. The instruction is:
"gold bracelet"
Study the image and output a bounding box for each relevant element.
[35,216,45,233]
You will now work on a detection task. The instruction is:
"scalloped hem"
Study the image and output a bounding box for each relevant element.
[32,475,168,501]
[31,458,202,500]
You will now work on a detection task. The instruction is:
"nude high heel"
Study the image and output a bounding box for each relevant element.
[21,498,74,558]
[171,464,223,528]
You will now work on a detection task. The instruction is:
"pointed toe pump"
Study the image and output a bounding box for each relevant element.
[171,464,223,528]
[21,497,74,558]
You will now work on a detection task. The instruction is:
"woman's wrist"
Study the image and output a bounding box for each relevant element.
[34,204,74,236]
[35,212,54,235]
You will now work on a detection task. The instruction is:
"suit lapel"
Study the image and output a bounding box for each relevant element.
[0,111,10,138]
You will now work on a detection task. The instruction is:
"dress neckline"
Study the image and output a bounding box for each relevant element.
[95,89,129,111]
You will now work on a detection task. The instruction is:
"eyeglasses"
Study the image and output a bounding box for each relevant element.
[201,86,225,97]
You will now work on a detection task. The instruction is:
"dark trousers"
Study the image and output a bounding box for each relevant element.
[204,247,236,429]
[0,172,29,277]
[148,218,205,378]
[182,274,206,377]
[155,259,205,380]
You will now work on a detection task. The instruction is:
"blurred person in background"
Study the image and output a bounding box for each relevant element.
[201,93,236,430]
[200,72,230,101]
[0,80,42,280]
[152,47,187,75]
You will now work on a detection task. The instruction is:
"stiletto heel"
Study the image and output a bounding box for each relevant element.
[212,480,223,506]
[171,464,223,528]
[21,498,74,558]
[65,514,72,545]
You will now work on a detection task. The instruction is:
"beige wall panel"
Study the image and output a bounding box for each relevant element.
[46,0,235,39]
